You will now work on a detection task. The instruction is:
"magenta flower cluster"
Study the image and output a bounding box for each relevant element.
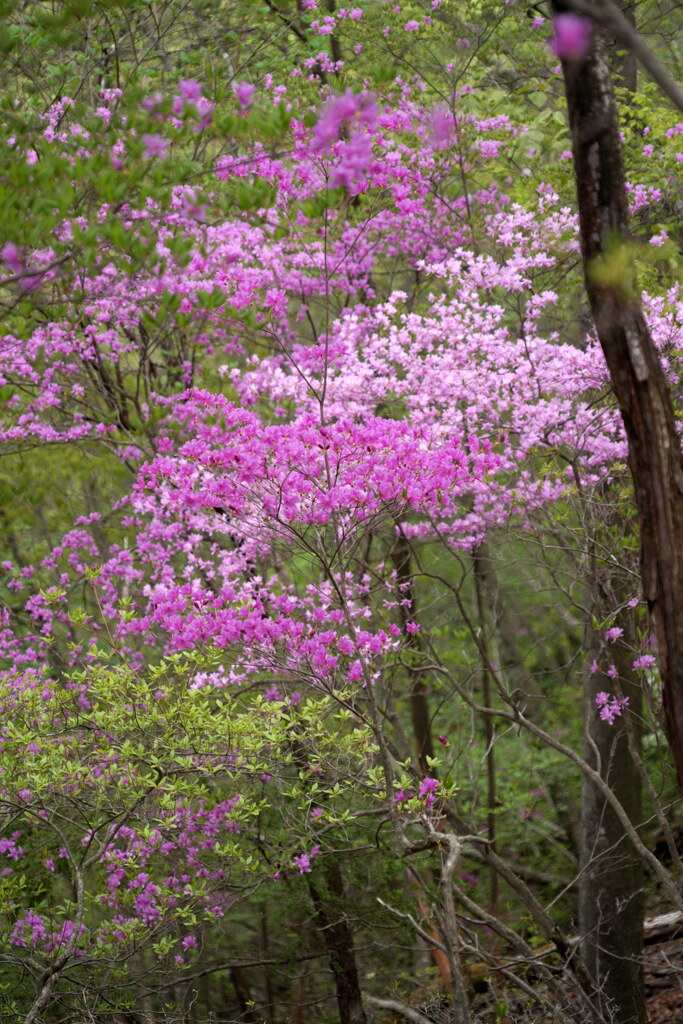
[595,692,630,725]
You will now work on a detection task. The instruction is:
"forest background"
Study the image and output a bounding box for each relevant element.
[1,1,683,1023]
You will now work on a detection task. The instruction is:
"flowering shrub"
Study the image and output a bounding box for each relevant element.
[1,10,682,1016]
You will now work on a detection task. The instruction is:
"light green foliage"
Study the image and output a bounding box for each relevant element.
[0,640,381,974]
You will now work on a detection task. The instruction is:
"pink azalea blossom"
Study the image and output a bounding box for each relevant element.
[550,14,592,61]
[179,79,202,103]
[418,777,439,804]
[2,242,23,274]
[595,691,629,724]
[141,133,169,159]
[233,81,256,110]
[293,853,311,873]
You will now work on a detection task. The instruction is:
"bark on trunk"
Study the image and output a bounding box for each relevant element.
[229,967,261,1023]
[308,859,367,1024]
[552,2,683,793]
[390,527,435,776]
[581,595,645,1024]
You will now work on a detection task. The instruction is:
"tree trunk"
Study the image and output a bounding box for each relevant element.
[473,549,499,923]
[390,526,435,776]
[581,585,645,1023]
[229,967,261,1023]
[552,1,683,794]
[308,859,367,1024]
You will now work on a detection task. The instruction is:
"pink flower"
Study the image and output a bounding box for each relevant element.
[179,79,202,102]
[312,89,376,151]
[348,660,363,682]
[141,91,163,113]
[330,131,374,189]
[632,654,657,671]
[550,14,592,61]
[605,626,623,643]
[418,777,439,804]
[293,853,311,874]
[406,621,420,634]
[429,103,455,147]
[233,82,255,110]
[2,242,23,274]
[405,19,419,30]
[141,134,169,159]
[595,691,629,724]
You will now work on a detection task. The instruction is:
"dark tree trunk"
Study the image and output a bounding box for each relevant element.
[473,549,499,922]
[390,526,435,776]
[581,583,645,1024]
[308,859,367,1024]
[552,2,683,794]
[229,966,261,1023]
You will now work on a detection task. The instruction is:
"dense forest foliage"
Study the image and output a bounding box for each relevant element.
[1,1,683,1022]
